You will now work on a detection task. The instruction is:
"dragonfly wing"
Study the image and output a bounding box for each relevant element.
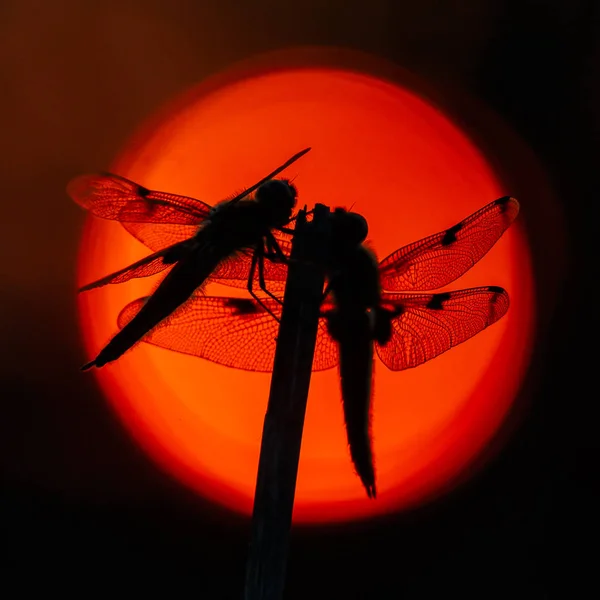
[271,223,295,246]
[69,148,309,252]
[117,294,338,372]
[68,173,211,250]
[378,197,519,291]
[78,241,192,292]
[121,222,200,252]
[375,286,509,371]
[226,147,311,204]
[209,238,292,292]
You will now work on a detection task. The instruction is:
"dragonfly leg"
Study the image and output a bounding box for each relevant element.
[247,246,281,323]
[263,249,303,268]
[264,232,290,264]
[265,231,306,267]
[275,208,314,235]
[257,248,283,307]
[281,207,314,228]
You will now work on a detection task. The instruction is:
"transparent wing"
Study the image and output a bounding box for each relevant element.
[68,172,210,250]
[120,222,200,252]
[68,172,212,222]
[68,148,310,252]
[378,197,519,291]
[72,148,310,285]
[77,241,194,292]
[209,237,293,293]
[375,286,509,370]
[117,294,338,372]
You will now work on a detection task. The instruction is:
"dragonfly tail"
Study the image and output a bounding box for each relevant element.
[335,315,378,499]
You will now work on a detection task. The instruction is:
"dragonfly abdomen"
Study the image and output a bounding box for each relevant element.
[330,311,377,499]
[88,250,223,369]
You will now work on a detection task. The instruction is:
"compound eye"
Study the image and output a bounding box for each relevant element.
[348,212,368,242]
[284,184,297,209]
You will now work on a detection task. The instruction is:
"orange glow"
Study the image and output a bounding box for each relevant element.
[77,63,535,523]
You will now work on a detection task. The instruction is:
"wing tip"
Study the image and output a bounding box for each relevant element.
[66,173,95,202]
[495,195,520,219]
[488,285,510,318]
[66,171,134,202]
[487,284,506,294]
[287,147,311,164]
[78,282,98,293]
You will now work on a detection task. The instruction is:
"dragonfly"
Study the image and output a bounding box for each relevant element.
[68,148,311,370]
[111,196,520,497]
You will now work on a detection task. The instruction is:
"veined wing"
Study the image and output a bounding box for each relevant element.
[209,236,293,293]
[117,294,338,372]
[68,148,311,252]
[378,197,519,291]
[77,240,292,294]
[68,172,210,251]
[77,240,195,292]
[375,286,509,370]
[77,230,292,293]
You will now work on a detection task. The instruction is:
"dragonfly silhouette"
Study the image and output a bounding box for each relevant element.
[68,148,311,370]
[113,196,520,497]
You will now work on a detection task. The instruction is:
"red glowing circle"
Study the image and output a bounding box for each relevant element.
[77,54,535,523]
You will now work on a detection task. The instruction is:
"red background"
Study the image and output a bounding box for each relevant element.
[0,1,592,597]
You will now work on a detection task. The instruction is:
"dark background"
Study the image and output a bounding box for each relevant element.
[1,0,596,597]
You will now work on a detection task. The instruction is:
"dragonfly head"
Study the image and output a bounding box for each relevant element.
[256,179,298,225]
[331,208,369,247]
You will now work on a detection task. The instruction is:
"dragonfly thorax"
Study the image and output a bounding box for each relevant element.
[255,179,298,226]
[331,208,369,248]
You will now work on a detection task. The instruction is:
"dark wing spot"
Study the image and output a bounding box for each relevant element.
[137,185,151,198]
[427,292,451,310]
[441,222,463,246]
[380,303,404,318]
[391,304,404,318]
[487,285,505,294]
[494,196,512,212]
[224,298,260,315]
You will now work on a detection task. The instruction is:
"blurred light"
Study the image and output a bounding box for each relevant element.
[77,53,535,523]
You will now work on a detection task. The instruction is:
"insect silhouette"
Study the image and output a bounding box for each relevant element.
[68,148,310,370]
[112,196,520,497]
